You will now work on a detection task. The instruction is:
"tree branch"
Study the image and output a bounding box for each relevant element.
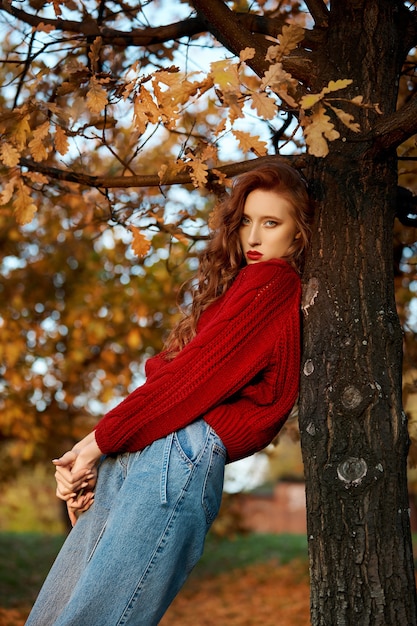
[0,1,316,86]
[304,0,329,28]
[20,154,309,190]
[367,92,417,154]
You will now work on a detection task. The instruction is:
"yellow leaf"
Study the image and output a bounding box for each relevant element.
[300,92,323,109]
[24,171,49,185]
[186,156,209,188]
[302,104,340,157]
[327,104,361,133]
[210,59,240,91]
[13,180,37,224]
[133,85,160,134]
[300,79,353,110]
[0,176,17,205]
[15,114,31,149]
[54,125,69,155]
[326,79,353,93]
[28,120,50,162]
[232,130,267,157]
[0,142,20,167]
[86,76,108,115]
[240,47,256,62]
[250,91,277,120]
[129,226,151,258]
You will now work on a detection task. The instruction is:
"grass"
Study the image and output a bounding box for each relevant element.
[1,533,65,608]
[1,531,307,610]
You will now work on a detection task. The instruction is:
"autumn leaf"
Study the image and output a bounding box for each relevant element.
[24,171,49,186]
[260,63,297,107]
[0,142,20,167]
[327,103,360,133]
[210,59,240,91]
[186,155,209,188]
[54,125,69,155]
[28,120,50,162]
[134,85,160,134]
[250,91,278,120]
[232,130,267,156]
[300,79,353,110]
[302,104,340,157]
[129,226,151,257]
[266,24,305,62]
[240,47,256,62]
[15,114,31,149]
[86,76,108,115]
[88,37,102,74]
[14,179,38,224]
[0,176,17,205]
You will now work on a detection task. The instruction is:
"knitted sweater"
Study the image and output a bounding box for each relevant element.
[94,259,301,462]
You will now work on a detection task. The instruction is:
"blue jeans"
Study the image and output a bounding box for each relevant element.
[25,419,226,626]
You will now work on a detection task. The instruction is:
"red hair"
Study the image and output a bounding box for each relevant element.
[165,162,313,355]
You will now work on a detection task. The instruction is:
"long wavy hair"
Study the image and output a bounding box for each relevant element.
[164,162,313,355]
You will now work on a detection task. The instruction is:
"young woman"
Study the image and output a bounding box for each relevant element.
[25,162,313,626]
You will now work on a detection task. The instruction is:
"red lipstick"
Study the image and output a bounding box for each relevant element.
[247,250,263,261]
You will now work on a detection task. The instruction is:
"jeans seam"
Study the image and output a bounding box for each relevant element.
[116,468,194,626]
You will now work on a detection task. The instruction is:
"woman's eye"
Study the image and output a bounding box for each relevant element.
[241,216,250,225]
[265,220,279,227]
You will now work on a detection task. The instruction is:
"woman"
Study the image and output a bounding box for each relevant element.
[26,162,313,626]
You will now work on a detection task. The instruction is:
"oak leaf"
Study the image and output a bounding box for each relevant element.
[129,226,152,258]
[266,24,305,62]
[250,91,277,120]
[232,130,267,156]
[0,176,16,205]
[300,79,353,109]
[260,63,297,107]
[86,76,108,115]
[302,104,340,157]
[0,142,20,167]
[54,125,70,155]
[15,114,31,149]
[327,104,360,133]
[134,85,160,134]
[210,59,240,91]
[186,156,209,188]
[240,47,256,62]
[14,180,38,224]
[88,37,102,75]
[28,121,50,162]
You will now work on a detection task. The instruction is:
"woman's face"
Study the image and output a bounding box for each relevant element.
[239,189,300,264]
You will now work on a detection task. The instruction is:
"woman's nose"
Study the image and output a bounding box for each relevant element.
[248,226,261,246]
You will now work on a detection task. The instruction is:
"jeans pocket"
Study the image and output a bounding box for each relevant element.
[174,418,211,464]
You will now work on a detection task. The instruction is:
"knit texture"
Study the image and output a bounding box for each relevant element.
[94,259,301,462]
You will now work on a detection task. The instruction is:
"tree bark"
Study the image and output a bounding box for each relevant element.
[298,1,417,623]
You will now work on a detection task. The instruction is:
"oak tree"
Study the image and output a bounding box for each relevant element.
[1,1,417,623]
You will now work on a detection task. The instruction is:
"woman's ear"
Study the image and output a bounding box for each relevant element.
[294,231,301,240]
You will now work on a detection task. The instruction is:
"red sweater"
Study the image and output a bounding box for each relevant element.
[94,259,301,462]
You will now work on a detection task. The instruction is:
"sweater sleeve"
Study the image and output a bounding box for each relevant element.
[94,260,300,455]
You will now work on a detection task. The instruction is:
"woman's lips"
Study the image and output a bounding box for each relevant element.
[247,250,263,260]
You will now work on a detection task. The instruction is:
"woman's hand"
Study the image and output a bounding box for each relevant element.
[53,431,102,526]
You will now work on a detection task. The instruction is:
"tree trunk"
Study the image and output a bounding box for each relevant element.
[299,1,417,623]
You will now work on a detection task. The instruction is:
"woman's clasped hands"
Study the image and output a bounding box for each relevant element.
[53,431,102,526]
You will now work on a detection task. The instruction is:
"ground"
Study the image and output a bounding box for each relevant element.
[0,559,310,626]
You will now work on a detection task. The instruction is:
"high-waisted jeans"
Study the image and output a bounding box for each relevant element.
[25,418,226,626]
